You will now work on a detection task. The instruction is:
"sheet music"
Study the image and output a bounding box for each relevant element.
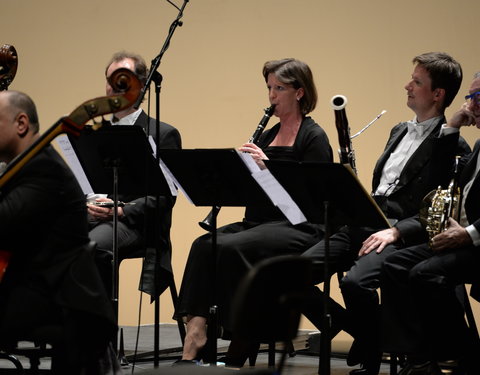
[237,151,262,173]
[55,135,94,195]
[148,136,179,197]
[237,151,307,225]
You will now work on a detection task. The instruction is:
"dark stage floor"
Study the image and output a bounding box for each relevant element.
[0,324,408,374]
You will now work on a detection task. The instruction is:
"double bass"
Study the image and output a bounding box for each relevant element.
[0,44,18,280]
[0,63,141,282]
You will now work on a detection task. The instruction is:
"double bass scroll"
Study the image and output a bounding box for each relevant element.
[0,44,18,91]
[0,68,141,283]
[0,68,140,188]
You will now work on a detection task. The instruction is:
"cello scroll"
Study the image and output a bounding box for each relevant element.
[0,44,18,91]
[0,68,140,282]
[0,67,141,188]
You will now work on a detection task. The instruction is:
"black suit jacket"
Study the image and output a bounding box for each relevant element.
[118,110,182,297]
[459,140,480,230]
[0,146,115,357]
[372,118,471,245]
[457,140,480,301]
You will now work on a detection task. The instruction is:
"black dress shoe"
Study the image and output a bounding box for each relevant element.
[172,359,199,366]
[397,361,443,375]
[348,350,382,375]
[349,368,369,375]
[349,365,380,375]
[347,339,365,366]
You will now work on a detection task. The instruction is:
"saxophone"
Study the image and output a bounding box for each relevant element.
[421,157,461,247]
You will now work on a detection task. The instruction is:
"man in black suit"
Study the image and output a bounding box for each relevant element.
[380,72,480,375]
[0,90,116,373]
[301,52,471,375]
[88,51,182,298]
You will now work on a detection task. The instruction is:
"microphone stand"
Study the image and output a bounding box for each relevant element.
[133,0,189,110]
[131,0,189,367]
[152,70,163,367]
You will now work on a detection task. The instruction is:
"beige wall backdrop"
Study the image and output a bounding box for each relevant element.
[3,0,480,342]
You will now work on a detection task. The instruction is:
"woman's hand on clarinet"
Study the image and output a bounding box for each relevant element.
[87,197,124,221]
[239,142,269,169]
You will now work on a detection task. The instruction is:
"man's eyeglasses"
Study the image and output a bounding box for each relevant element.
[465,91,480,104]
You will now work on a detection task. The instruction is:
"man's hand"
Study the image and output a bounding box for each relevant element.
[431,218,472,252]
[446,102,477,129]
[359,227,400,256]
[87,197,124,221]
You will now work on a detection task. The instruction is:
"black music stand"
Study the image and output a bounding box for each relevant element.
[264,160,390,375]
[158,148,274,365]
[67,125,171,357]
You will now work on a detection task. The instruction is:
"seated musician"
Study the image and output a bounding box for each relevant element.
[380,72,480,375]
[0,90,116,374]
[86,51,182,298]
[173,58,333,366]
[300,52,471,375]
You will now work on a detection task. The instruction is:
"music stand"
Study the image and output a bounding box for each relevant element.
[158,148,274,364]
[264,160,390,375]
[67,125,171,354]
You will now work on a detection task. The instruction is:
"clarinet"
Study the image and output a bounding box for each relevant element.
[331,95,357,175]
[198,104,276,231]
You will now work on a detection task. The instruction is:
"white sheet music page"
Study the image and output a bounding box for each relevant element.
[237,151,307,225]
[146,138,194,207]
[55,135,94,195]
[148,136,179,198]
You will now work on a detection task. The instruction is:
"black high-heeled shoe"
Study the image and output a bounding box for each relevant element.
[172,342,207,366]
[222,339,260,368]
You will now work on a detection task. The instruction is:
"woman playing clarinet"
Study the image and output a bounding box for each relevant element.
[174,58,332,366]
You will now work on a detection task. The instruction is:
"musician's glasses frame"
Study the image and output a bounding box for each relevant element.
[465,91,480,105]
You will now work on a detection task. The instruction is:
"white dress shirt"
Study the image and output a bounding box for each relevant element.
[110,108,142,126]
[374,116,440,196]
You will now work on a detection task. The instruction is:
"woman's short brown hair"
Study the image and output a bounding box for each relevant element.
[263,58,317,115]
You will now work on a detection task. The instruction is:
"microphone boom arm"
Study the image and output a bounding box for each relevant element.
[133,0,190,109]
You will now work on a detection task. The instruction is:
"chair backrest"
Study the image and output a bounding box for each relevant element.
[230,255,313,343]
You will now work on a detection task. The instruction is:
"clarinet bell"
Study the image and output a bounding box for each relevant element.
[198,206,221,232]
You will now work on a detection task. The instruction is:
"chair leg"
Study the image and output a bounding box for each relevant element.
[286,340,296,357]
[267,341,276,367]
[389,353,398,375]
[169,277,186,345]
[0,352,24,373]
[117,328,129,366]
[457,284,480,343]
[276,343,289,374]
[248,350,258,367]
